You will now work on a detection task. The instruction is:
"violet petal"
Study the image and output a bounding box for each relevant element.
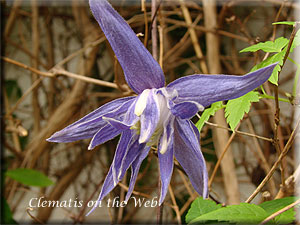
[47,97,135,142]
[89,0,165,93]
[174,118,208,198]
[167,63,276,107]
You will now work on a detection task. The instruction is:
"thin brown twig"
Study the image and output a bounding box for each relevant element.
[4,0,22,38]
[118,183,152,199]
[159,25,164,69]
[5,39,48,69]
[51,68,118,89]
[117,172,127,223]
[208,123,240,188]
[273,22,299,190]
[7,77,43,116]
[2,57,119,89]
[55,36,106,68]
[26,208,45,224]
[246,118,276,196]
[31,0,41,134]
[3,56,53,77]
[180,0,208,73]
[152,0,158,61]
[168,186,182,224]
[164,18,249,43]
[245,116,300,203]
[141,0,149,47]
[200,119,273,142]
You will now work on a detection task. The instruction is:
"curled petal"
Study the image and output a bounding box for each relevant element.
[167,63,276,107]
[174,118,208,198]
[125,146,151,203]
[159,114,174,154]
[169,101,204,119]
[47,97,135,143]
[89,0,165,93]
[139,90,160,143]
[134,89,150,116]
[112,130,135,185]
[88,124,121,150]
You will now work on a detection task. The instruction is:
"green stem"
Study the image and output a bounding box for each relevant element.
[260,85,267,95]
[259,94,291,103]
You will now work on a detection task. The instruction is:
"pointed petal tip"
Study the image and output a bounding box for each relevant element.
[159,144,167,154]
[124,195,130,203]
[46,137,52,142]
[46,132,60,143]
[138,136,147,144]
[85,200,102,216]
[46,130,73,143]
[87,144,94,150]
[158,198,164,206]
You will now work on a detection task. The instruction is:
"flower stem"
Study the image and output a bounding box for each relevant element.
[259,94,291,103]
[157,166,163,224]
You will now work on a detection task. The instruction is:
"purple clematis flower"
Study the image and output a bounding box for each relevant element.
[47,0,276,215]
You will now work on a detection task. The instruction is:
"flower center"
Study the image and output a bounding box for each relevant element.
[132,88,171,147]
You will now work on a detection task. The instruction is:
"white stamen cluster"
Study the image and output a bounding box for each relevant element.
[133,88,171,153]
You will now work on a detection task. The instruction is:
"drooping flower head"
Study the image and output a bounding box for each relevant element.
[47,0,276,215]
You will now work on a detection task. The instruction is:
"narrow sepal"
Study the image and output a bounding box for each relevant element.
[167,63,276,107]
[169,101,204,119]
[158,139,174,205]
[173,119,208,198]
[88,124,121,150]
[47,97,135,143]
[125,146,151,202]
[89,0,165,93]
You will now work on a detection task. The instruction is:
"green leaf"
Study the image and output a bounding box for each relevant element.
[273,21,296,26]
[251,50,285,85]
[189,203,268,224]
[240,37,289,53]
[185,197,222,223]
[275,207,296,224]
[260,197,297,224]
[2,197,18,224]
[195,102,224,132]
[225,91,259,131]
[6,169,54,187]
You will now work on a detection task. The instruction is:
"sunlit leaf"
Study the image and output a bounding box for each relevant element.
[195,102,224,132]
[240,37,288,53]
[186,197,222,223]
[189,203,268,224]
[225,91,259,131]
